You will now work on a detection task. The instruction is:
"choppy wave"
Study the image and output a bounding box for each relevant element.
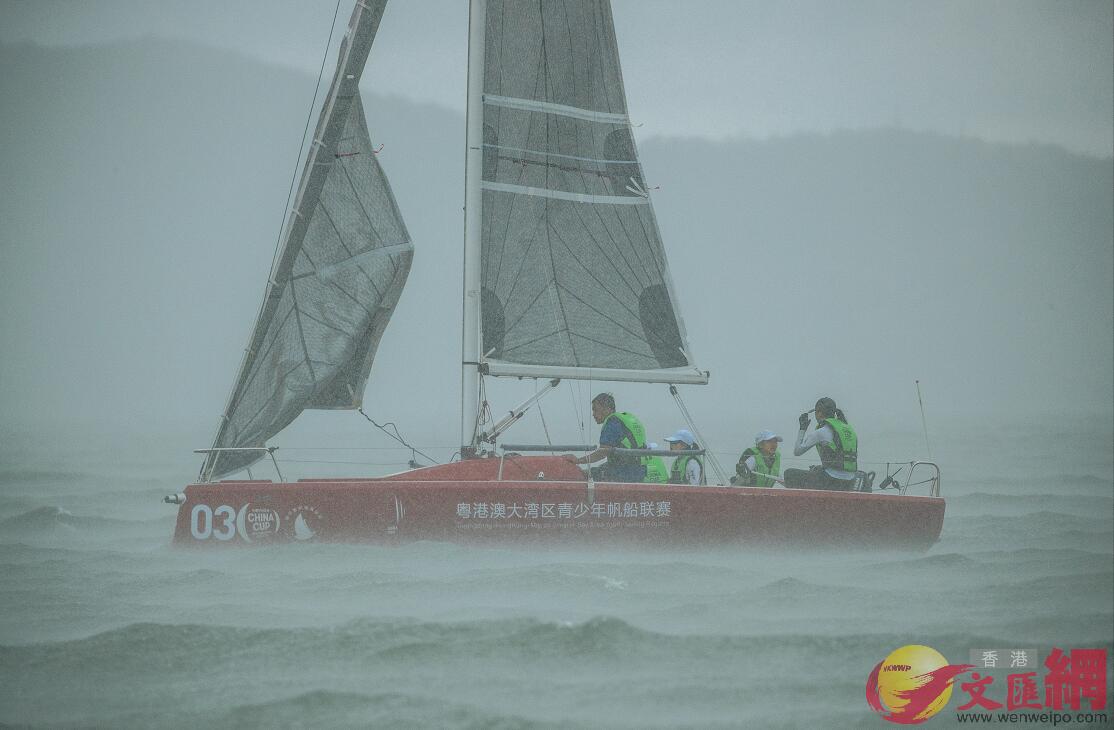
[0,616,1045,668]
[953,473,1113,493]
[0,506,148,533]
[1,421,1112,728]
[949,492,1114,516]
[214,689,567,730]
[3,615,1112,728]
[0,468,89,485]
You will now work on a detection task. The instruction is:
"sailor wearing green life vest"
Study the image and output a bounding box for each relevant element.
[664,429,703,485]
[643,443,669,484]
[733,430,782,487]
[784,396,859,491]
[563,393,647,483]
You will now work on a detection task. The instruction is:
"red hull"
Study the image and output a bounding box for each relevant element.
[172,457,944,550]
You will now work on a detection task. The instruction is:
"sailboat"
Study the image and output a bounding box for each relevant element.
[167,0,945,549]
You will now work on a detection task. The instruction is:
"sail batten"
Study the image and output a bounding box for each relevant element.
[483,93,630,123]
[204,0,412,481]
[472,0,705,385]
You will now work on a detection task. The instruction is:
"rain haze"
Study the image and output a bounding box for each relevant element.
[1,1,1112,728]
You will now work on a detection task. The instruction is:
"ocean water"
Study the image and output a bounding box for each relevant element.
[0,420,1111,729]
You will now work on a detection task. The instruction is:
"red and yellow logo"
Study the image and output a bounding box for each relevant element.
[866,645,974,724]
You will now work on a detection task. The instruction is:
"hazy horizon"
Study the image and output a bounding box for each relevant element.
[1,0,1111,157]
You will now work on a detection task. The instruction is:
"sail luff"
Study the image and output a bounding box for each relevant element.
[203,0,397,481]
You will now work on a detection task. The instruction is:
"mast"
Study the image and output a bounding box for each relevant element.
[461,0,486,452]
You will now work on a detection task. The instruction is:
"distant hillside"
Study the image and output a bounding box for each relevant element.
[642,130,1113,424]
[1,39,1110,446]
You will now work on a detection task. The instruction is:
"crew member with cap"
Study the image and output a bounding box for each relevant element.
[664,429,703,485]
[733,430,783,487]
[643,443,669,484]
[784,396,858,491]
[563,393,647,483]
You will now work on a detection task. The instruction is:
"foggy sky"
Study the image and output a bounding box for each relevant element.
[2,0,1112,157]
[0,2,1112,464]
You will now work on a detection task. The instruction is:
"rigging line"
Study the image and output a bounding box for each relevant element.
[576,379,589,444]
[670,386,729,485]
[536,380,553,445]
[268,0,345,279]
[280,446,453,451]
[277,458,414,466]
[916,380,932,459]
[357,408,439,465]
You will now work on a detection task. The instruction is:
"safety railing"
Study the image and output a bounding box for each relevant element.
[193,446,284,483]
[903,461,941,497]
[494,444,705,483]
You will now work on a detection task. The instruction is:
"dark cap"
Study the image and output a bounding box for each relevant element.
[815,396,837,414]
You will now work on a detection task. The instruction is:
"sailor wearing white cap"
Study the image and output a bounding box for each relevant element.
[664,429,703,485]
[733,430,783,487]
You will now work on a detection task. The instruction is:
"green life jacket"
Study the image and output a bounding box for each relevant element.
[738,447,780,487]
[669,453,703,485]
[818,418,858,473]
[643,456,668,483]
[603,412,646,470]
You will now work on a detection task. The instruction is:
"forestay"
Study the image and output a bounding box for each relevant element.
[475,0,706,384]
[203,0,412,481]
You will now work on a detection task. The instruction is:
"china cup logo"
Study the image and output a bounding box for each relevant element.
[866,645,974,724]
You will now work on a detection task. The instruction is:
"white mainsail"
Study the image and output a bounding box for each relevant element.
[463,0,707,390]
[203,0,412,481]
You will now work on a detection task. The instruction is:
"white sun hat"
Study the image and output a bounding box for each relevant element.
[664,429,695,447]
[754,430,783,445]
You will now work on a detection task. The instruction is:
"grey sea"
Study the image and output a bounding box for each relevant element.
[1,418,1111,729]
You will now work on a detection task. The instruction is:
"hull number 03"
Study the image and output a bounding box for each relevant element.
[190,504,236,540]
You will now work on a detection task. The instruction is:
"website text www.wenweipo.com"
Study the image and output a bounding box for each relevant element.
[956,710,1108,725]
